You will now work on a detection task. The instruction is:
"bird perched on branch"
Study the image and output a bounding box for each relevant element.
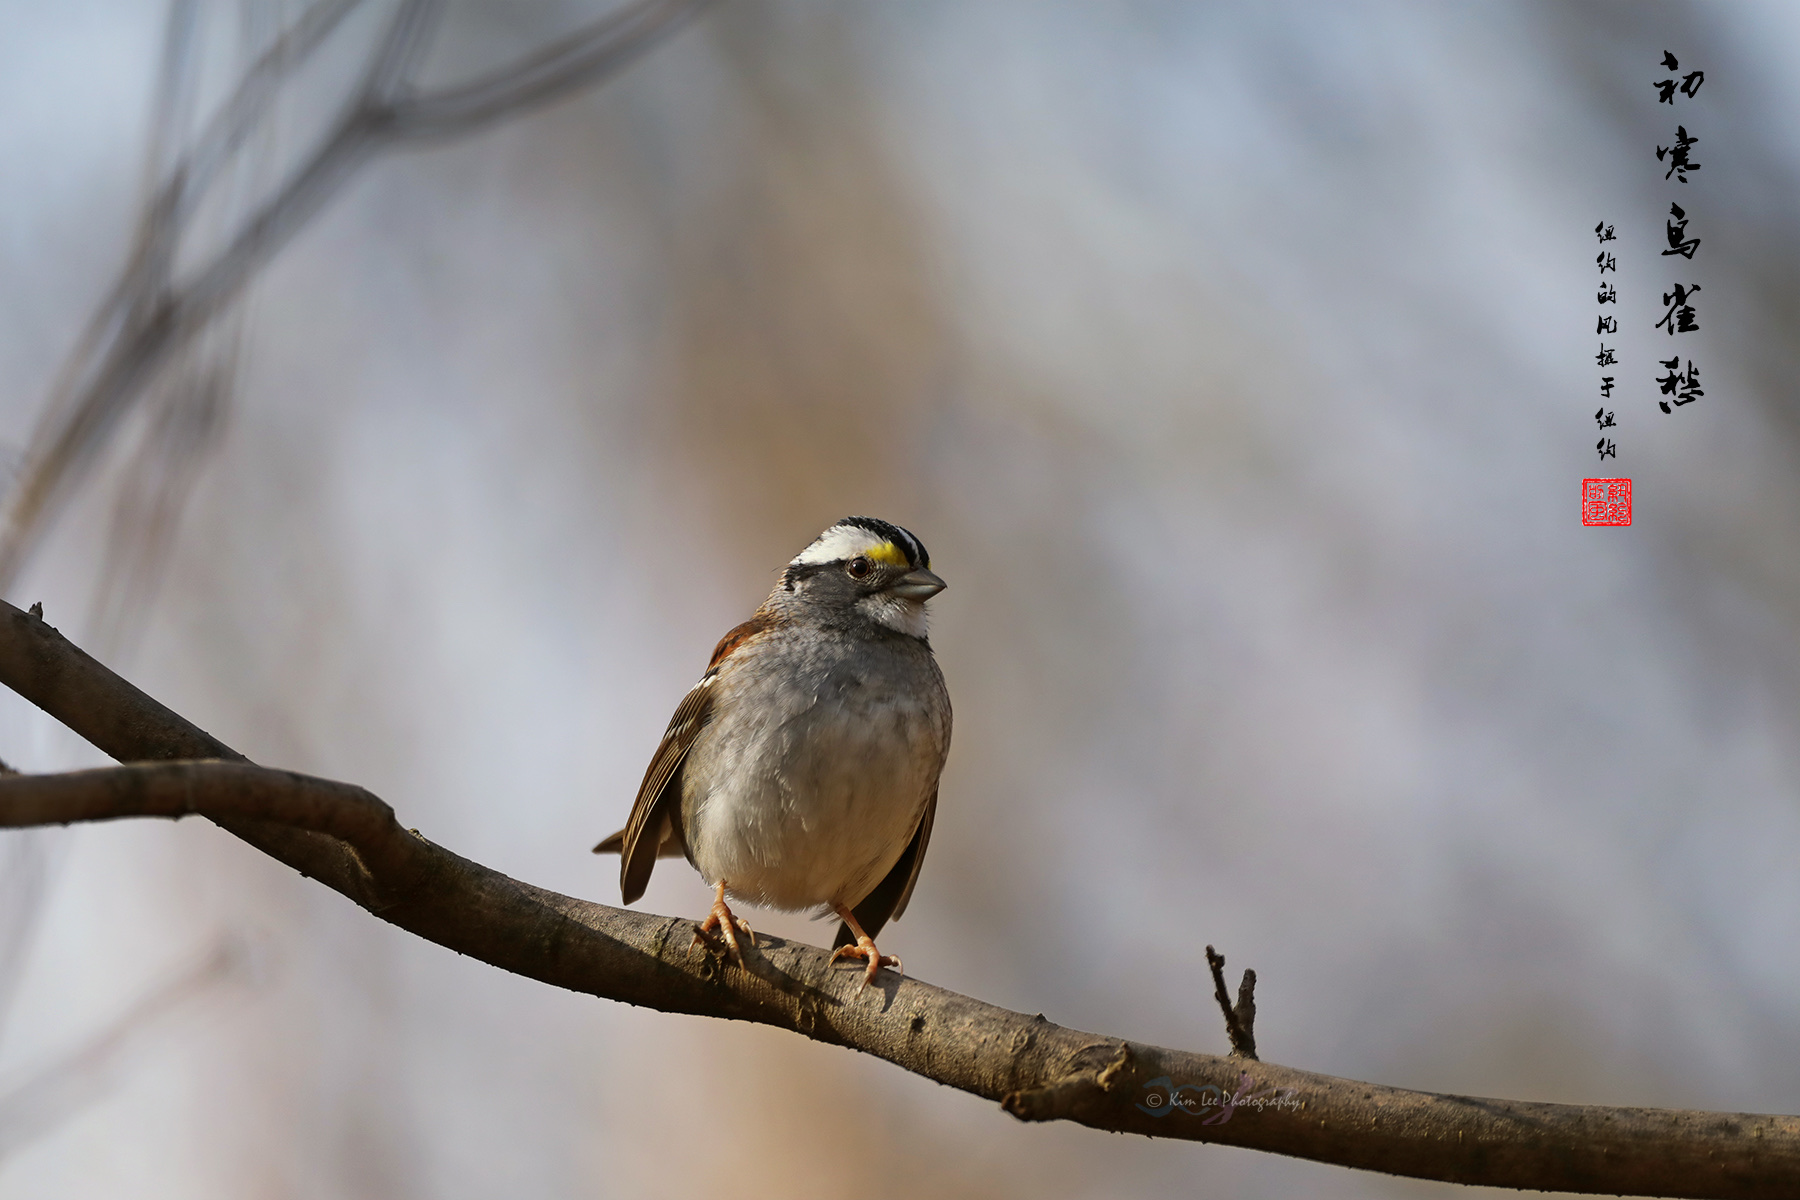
[594,517,951,989]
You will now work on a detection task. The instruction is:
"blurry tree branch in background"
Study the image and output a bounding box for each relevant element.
[0,602,1795,1199]
[0,936,248,1163]
[0,0,717,612]
[0,0,716,1161]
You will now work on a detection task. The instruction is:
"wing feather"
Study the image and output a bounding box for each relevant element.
[600,614,780,904]
[834,787,937,947]
[614,677,713,904]
[888,786,936,923]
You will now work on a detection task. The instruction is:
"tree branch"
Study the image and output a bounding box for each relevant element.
[384,0,716,139]
[0,597,1795,1199]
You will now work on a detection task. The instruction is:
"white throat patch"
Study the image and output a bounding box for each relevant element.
[857,592,929,639]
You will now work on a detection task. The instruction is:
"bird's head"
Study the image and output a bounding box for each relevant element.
[779,516,945,639]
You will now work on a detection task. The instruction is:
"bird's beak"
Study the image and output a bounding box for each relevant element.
[887,567,946,601]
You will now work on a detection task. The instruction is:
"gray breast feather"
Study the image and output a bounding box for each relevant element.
[680,627,950,913]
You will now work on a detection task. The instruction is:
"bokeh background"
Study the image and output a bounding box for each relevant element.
[3,2,1799,1197]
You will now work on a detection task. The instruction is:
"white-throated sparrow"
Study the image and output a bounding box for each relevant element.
[593,517,950,988]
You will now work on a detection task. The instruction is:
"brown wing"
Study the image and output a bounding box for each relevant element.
[596,614,779,902]
[705,611,775,672]
[834,787,937,947]
[610,676,714,905]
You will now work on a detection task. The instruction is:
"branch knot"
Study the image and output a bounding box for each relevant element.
[1001,1041,1132,1123]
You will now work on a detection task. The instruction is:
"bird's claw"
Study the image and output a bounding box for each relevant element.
[830,939,901,992]
[690,887,755,965]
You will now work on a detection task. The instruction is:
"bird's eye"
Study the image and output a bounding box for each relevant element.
[846,556,873,579]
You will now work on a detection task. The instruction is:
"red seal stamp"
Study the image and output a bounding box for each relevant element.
[1582,478,1632,526]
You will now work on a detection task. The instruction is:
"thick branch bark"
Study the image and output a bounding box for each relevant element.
[0,598,1795,1198]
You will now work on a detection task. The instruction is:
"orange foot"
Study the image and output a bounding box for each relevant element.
[830,905,902,992]
[691,880,756,965]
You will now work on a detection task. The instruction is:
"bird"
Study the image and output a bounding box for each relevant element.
[593,516,951,989]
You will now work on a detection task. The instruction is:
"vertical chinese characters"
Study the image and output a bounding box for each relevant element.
[1594,221,1618,461]
[1654,51,1703,416]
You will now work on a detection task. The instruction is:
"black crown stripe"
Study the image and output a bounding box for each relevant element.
[837,515,928,569]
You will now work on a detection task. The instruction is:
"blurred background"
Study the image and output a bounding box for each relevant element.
[1,1,1798,1196]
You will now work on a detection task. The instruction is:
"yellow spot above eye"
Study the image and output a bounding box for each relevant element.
[865,541,909,568]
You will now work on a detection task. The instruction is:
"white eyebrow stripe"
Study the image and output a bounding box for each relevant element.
[791,525,885,566]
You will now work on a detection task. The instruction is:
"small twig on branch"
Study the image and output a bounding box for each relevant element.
[0,598,1798,1198]
[1205,944,1258,1060]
